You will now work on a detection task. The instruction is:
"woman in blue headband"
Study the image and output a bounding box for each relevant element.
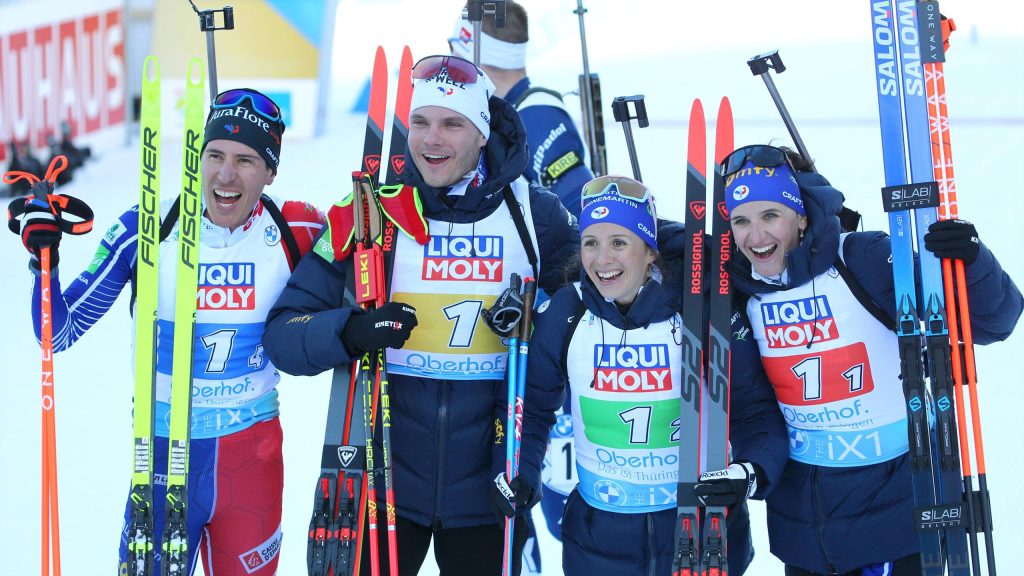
[520,175,788,575]
[720,145,1022,576]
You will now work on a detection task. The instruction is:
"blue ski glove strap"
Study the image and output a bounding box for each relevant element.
[341,302,418,355]
[924,218,980,265]
[694,461,759,507]
[490,473,538,519]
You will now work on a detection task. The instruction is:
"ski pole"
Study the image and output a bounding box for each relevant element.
[924,14,994,575]
[574,0,607,176]
[188,1,234,100]
[5,155,93,576]
[611,95,649,182]
[500,273,523,576]
[746,50,815,172]
[504,278,537,576]
[359,171,401,576]
[465,1,507,68]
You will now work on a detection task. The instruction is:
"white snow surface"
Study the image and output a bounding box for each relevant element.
[1,1,1022,574]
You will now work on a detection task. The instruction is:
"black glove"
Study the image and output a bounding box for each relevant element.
[12,181,61,270]
[341,302,418,355]
[694,461,760,507]
[924,219,980,265]
[481,274,523,337]
[490,473,538,519]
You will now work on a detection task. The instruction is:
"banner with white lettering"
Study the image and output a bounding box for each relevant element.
[0,0,124,163]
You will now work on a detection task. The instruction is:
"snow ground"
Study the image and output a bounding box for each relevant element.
[1,1,1022,574]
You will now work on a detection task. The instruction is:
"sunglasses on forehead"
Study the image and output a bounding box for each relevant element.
[581,175,652,207]
[412,55,484,85]
[210,88,283,124]
[719,144,793,178]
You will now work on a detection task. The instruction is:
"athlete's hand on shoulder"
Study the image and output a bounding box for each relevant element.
[693,461,761,507]
[341,302,418,355]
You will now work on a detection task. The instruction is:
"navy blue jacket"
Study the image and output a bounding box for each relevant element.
[506,77,593,217]
[524,219,790,516]
[262,96,579,529]
[730,172,1023,573]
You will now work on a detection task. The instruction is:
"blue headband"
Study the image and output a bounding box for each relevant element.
[724,160,805,216]
[579,194,658,252]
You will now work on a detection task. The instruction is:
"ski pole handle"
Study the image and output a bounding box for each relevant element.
[746,50,816,172]
[518,278,538,344]
[611,95,648,182]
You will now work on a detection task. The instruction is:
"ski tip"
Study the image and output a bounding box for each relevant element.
[143,56,159,82]
[718,96,732,115]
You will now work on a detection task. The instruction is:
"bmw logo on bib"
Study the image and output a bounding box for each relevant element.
[593,479,627,506]
[789,427,810,456]
[265,224,281,246]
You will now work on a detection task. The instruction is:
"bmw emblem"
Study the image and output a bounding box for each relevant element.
[265,225,281,246]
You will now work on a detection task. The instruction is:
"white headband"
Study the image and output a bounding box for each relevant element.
[449,17,528,70]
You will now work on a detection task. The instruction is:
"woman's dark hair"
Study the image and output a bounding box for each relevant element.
[780,145,814,172]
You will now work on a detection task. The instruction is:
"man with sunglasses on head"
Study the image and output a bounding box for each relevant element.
[263,56,578,575]
[17,88,324,575]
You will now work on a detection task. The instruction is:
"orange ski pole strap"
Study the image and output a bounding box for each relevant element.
[5,154,95,237]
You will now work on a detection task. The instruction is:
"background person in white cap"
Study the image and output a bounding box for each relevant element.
[263,55,579,575]
[450,1,594,217]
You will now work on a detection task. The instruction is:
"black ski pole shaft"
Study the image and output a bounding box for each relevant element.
[190,3,235,100]
[574,0,606,176]
[747,50,815,172]
[611,95,648,182]
[465,1,506,67]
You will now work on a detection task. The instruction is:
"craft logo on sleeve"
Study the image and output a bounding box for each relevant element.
[197,262,256,310]
[761,296,839,348]
[422,235,503,282]
[592,344,672,393]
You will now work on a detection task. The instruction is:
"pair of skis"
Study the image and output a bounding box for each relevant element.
[870,1,993,574]
[307,45,411,576]
[127,56,206,576]
[672,96,734,576]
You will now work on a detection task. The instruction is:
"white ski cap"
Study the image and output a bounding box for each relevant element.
[448,16,528,70]
[410,58,496,140]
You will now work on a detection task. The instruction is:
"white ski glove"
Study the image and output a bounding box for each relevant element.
[694,461,759,507]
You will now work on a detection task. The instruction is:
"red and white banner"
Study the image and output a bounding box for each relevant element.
[0,0,124,163]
